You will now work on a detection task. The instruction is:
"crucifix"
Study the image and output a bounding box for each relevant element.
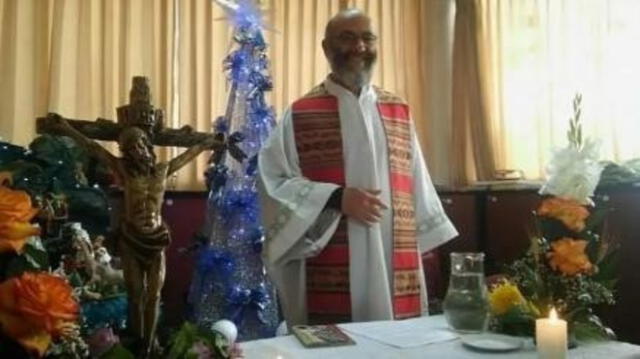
[37,76,231,358]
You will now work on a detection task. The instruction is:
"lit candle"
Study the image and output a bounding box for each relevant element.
[536,308,567,359]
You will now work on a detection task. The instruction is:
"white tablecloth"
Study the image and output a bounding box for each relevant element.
[240,315,640,359]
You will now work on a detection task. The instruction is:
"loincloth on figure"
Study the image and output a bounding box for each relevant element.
[117,221,171,268]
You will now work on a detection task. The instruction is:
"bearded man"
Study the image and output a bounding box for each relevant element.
[259,9,458,326]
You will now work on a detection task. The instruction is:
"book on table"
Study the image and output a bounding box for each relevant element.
[292,324,356,348]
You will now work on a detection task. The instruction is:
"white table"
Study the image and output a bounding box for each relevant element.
[241,315,640,359]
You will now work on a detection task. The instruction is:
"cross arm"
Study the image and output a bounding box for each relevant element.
[37,113,120,169]
[37,115,221,148]
[167,134,225,176]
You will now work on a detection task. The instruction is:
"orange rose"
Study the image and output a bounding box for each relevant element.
[0,272,79,356]
[547,238,593,276]
[537,197,589,232]
[0,175,40,253]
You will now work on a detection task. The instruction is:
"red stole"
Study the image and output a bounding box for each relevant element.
[291,84,422,323]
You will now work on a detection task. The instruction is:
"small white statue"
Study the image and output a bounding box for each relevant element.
[68,223,124,292]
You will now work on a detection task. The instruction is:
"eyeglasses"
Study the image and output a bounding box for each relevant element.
[333,31,378,46]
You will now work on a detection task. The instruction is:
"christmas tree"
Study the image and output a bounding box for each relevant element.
[187,0,279,340]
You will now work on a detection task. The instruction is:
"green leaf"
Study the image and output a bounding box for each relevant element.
[492,306,536,336]
[572,315,616,342]
[213,333,231,358]
[578,127,583,148]
[167,322,199,359]
[501,305,535,323]
[22,237,49,269]
[99,344,135,359]
[601,279,618,291]
[528,236,541,258]
[539,217,574,241]
[593,250,619,283]
[4,256,28,278]
[582,208,611,233]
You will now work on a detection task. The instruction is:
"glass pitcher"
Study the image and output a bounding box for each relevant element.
[443,252,489,333]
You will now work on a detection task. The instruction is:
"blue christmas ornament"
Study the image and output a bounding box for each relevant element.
[196,247,235,278]
[248,71,273,94]
[205,164,229,194]
[220,185,253,215]
[248,226,264,253]
[226,283,270,326]
[245,155,258,177]
[225,51,251,82]
[214,116,230,133]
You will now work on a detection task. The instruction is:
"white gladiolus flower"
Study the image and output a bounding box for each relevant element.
[539,138,603,205]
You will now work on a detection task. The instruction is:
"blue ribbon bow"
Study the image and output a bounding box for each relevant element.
[226,284,270,326]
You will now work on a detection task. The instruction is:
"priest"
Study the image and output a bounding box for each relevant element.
[259,8,458,326]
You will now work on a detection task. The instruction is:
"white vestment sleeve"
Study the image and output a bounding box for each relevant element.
[411,126,459,253]
[259,108,342,266]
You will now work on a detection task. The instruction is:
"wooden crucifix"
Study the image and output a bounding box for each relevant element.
[37,76,226,358]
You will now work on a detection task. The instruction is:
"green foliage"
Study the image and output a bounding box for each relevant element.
[23,237,50,269]
[1,238,50,281]
[571,312,616,342]
[167,322,230,359]
[99,344,135,359]
[167,322,200,359]
[593,250,619,289]
[491,304,537,337]
[538,217,574,241]
[582,207,610,234]
[567,94,583,150]
[599,160,640,187]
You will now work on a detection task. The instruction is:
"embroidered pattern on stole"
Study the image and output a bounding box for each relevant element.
[291,85,422,323]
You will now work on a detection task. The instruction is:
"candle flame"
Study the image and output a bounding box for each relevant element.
[549,308,558,321]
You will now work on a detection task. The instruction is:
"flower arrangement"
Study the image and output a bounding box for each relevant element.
[489,95,617,341]
[0,173,88,358]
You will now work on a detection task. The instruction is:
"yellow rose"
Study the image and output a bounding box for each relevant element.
[0,272,79,357]
[489,281,526,315]
[0,174,40,253]
[547,238,593,276]
[537,197,589,232]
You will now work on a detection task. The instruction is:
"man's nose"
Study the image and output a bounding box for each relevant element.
[353,38,366,53]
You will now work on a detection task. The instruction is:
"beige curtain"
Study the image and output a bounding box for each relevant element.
[0,0,455,189]
[170,0,229,189]
[420,0,456,186]
[0,0,175,151]
[477,0,640,179]
[450,0,496,186]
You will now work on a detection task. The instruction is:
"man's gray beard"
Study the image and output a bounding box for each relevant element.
[334,68,372,89]
[123,154,153,176]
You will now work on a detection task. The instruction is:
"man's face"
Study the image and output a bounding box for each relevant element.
[323,15,378,83]
[122,133,153,164]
